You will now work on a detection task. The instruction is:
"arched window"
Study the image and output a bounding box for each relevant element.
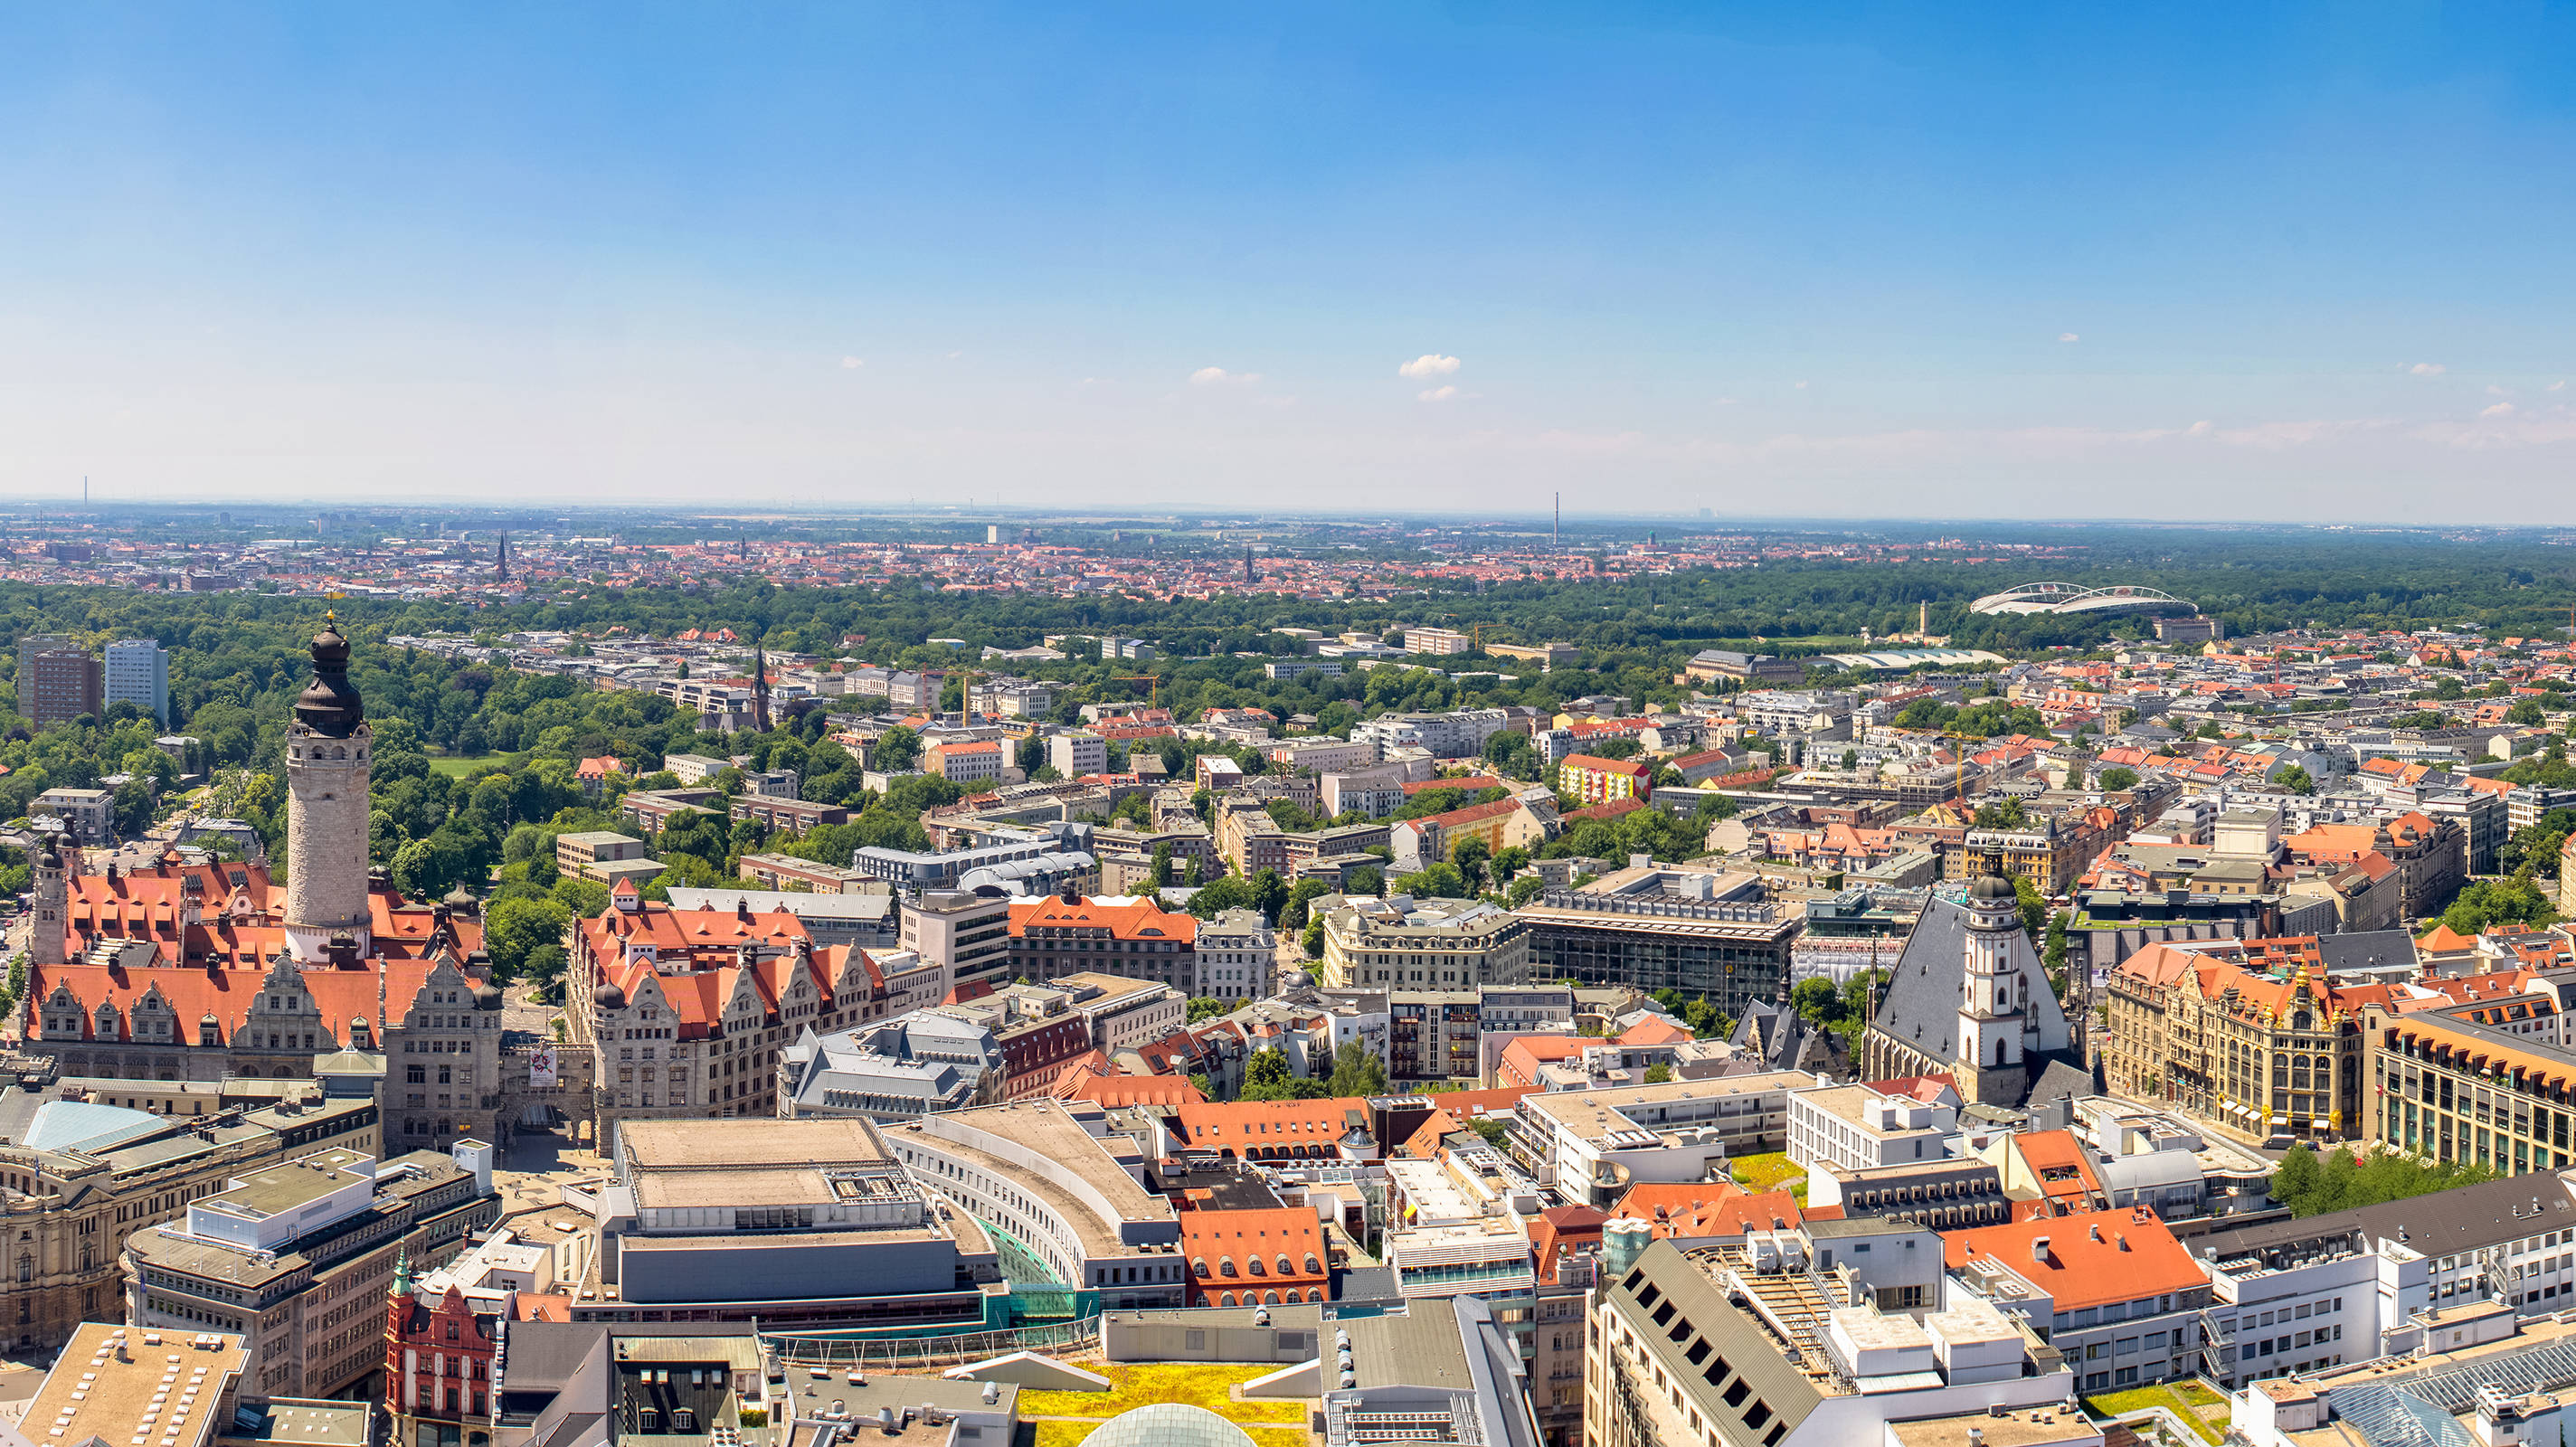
[14,1256,27,1283]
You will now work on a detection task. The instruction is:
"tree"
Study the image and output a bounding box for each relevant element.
[1302,919,1325,958]
[2276,764,2316,795]
[2042,910,2070,989]
[1469,1118,1509,1150]
[1482,730,1541,781]
[1840,748,1860,771]
[1395,863,1471,898]
[2099,767,2139,791]
[1790,976,1850,1036]
[2273,1144,2320,1206]
[111,778,155,838]
[1643,1064,1672,1083]
[484,895,573,980]
[1238,1049,1301,1101]
[2442,877,2555,936]
[1151,843,1175,889]
[1328,1041,1388,1097]
[1185,875,1256,919]
[1280,878,1331,931]
[523,942,568,1002]
[1971,797,2029,830]
[1248,867,1290,923]
[1507,875,1546,907]
[1451,836,1492,894]
[1187,997,1232,1023]
[871,727,922,771]
[2012,874,2049,945]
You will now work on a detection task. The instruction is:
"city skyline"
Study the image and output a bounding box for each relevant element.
[7,5,2576,519]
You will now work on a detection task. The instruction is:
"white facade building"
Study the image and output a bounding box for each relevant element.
[1194,908,1275,1001]
[1787,1083,1959,1171]
[104,639,170,725]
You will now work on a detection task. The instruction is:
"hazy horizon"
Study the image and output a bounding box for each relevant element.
[10,6,2576,523]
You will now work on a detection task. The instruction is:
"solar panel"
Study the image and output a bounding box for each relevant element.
[2324,1334,2576,1447]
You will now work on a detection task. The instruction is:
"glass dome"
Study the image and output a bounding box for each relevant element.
[1083,1404,1259,1447]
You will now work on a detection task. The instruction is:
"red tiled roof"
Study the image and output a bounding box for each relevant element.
[1009,894,1197,943]
[1944,1207,2203,1312]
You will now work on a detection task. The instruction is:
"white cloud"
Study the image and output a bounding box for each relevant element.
[2410,362,2447,376]
[1190,366,1261,386]
[1417,385,1466,402]
[2552,381,2567,392]
[1794,380,1809,390]
[2187,420,2213,437]
[2487,384,2510,396]
[839,355,865,369]
[2483,402,2517,417]
[1714,397,1739,407]
[2059,333,2079,343]
[1398,354,1461,380]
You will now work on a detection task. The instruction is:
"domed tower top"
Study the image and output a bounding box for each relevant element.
[293,612,367,739]
[1964,849,2021,927]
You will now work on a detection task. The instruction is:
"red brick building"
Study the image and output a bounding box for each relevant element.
[385,1260,499,1444]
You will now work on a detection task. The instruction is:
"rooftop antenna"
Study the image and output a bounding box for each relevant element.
[1553,493,1560,550]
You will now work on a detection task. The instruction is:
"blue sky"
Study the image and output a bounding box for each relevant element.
[5,4,2576,519]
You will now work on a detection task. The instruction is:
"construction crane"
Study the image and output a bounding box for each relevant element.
[1942,728,1984,807]
[1112,675,1161,709]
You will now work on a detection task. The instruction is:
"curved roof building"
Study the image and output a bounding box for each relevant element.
[1085,1404,1258,1447]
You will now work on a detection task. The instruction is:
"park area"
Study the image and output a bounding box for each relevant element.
[2083,1382,2228,1445]
[1018,1363,1309,1447]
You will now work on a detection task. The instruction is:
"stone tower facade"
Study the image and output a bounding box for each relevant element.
[1955,857,2030,1108]
[27,832,67,968]
[284,616,374,962]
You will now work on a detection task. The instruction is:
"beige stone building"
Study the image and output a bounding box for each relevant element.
[2102,938,2370,1146]
[122,1139,497,1399]
[0,1091,377,1356]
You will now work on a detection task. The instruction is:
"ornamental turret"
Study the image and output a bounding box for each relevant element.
[27,831,67,969]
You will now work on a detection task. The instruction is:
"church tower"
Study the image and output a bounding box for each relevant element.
[283,615,374,962]
[1956,853,2031,1108]
[28,832,67,968]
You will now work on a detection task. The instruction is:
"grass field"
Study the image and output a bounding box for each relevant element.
[2082,1383,2227,1444]
[1729,1152,1804,1193]
[1017,1363,1307,1427]
[428,753,514,778]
